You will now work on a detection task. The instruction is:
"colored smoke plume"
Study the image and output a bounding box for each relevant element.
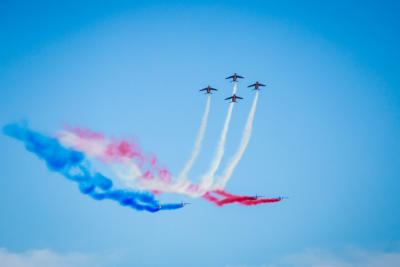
[3,123,183,212]
[203,189,281,206]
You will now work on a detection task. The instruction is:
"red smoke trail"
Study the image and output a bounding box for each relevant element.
[239,198,282,205]
[66,125,105,139]
[202,192,220,203]
[203,190,282,206]
[65,124,144,163]
[213,189,235,198]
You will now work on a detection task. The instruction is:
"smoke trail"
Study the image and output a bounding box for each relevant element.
[203,189,281,206]
[199,83,237,189]
[204,193,255,206]
[56,125,282,204]
[177,95,210,182]
[58,127,172,185]
[239,198,282,206]
[58,128,203,195]
[58,110,259,198]
[215,91,259,189]
[212,189,282,205]
[57,84,233,197]
[60,125,145,164]
[3,123,183,212]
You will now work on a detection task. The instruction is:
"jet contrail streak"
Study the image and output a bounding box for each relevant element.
[177,95,210,182]
[215,91,259,189]
[199,83,237,190]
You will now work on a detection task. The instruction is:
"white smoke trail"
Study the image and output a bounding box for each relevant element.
[113,159,143,188]
[57,131,106,158]
[137,84,238,197]
[199,83,237,190]
[215,91,259,189]
[177,95,211,182]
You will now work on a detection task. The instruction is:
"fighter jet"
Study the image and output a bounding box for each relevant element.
[157,202,191,210]
[248,81,266,90]
[250,194,265,199]
[225,94,243,103]
[199,85,218,94]
[226,73,244,82]
[181,202,191,207]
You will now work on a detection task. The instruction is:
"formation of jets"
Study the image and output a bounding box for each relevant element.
[199,73,265,103]
[157,75,282,209]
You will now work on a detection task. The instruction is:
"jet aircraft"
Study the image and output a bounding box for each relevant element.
[225,94,243,103]
[199,85,218,94]
[250,194,265,199]
[157,202,191,210]
[226,73,244,82]
[248,81,266,90]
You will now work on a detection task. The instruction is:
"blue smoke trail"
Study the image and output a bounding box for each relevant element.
[3,123,183,212]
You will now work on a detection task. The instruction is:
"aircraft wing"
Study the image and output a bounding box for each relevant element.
[211,88,218,91]
[259,83,266,86]
[225,75,234,79]
[237,75,244,78]
[248,83,256,88]
[199,88,207,91]
[236,96,243,99]
[225,96,233,100]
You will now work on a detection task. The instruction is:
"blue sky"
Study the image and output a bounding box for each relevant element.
[1,1,400,266]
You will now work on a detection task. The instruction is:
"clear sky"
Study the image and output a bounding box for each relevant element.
[1,1,400,266]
